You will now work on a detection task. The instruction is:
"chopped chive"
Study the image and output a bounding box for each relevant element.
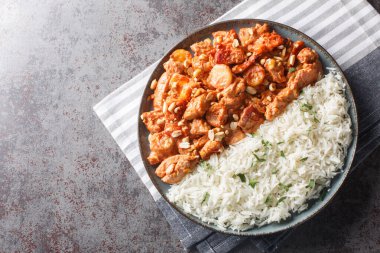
[300,103,313,112]
[288,67,296,73]
[261,139,271,147]
[250,133,255,137]
[271,168,278,174]
[201,192,210,204]
[200,161,213,171]
[236,173,246,183]
[253,153,266,162]
[279,183,292,192]
[278,196,286,203]
[280,151,285,158]
[265,196,272,204]
[300,157,308,162]
[307,179,316,189]
[249,179,258,188]
[277,141,284,145]
[313,116,320,123]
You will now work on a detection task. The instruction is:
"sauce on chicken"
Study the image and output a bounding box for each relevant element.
[141,23,323,184]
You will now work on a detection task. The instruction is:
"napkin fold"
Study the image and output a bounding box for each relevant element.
[94,0,380,252]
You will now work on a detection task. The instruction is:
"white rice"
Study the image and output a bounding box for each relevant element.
[167,71,352,231]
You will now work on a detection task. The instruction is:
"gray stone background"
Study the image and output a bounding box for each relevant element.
[1,0,379,252]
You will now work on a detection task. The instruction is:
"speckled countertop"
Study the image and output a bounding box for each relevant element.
[1,1,379,252]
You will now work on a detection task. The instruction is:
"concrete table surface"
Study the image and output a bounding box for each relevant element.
[1,0,379,252]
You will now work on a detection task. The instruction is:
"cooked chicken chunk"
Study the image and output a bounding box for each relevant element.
[141,110,165,133]
[220,78,246,110]
[147,132,178,165]
[288,61,323,91]
[214,45,246,65]
[155,155,198,184]
[212,30,238,47]
[225,128,246,145]
[264,87,298,121]
[238,104,265,133]
[297,48,318,64]
[190,119,210,137]
[232,31,284,74]
[190,38,214,56]
[264,58,286,83]
[199,140,223,160]
[183,93,210,120]
[206,102,228,127]
[265,59,322,120]
[248,31,284,54]
[193,135,209,151]
[238,23,270,48]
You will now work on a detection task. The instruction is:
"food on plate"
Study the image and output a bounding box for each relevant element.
[141,23,324,184]
[168,72,352,230]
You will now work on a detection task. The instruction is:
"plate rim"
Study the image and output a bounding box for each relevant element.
[137,18,358,236]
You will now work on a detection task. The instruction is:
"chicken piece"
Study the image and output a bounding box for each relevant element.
[232,53,258,74]
[238,23,270,48]
[250,97,266,114]
[206,102,228,127]
[190,119,211,137]
[164,118,190,137]
[211,29,246,65]
[153,72,170,111]
[264,58,286,83]
[291,41,305,55]
[212,30,238,47]
[155,155,198,184]
[297,48,318,64]
[183,93,210,120]
[243,64,266,86]
[147,132,178,165]
[238,103,265,134]
[225,128,246,145]
[214,45,246,65]
[192,54,214,73]
[265,60,322,121]
[288,61,323,91]
[190,38,215,56]
[193,135,209,151]
[141,110,165,133]
[233,31,284,74]
[207,64,233,89]
[176,139,198,156]
[164,59,185,75]
[163,49,192,75]
[260,90,277,106]
[264,87,298,121]
[199,140,223,160]
[247,31,284,54]
[220,78,246,110]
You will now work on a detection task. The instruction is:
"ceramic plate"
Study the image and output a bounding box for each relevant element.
[138,19,358,236]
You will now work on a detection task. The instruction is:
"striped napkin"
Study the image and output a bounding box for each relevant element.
[94,0,380,252]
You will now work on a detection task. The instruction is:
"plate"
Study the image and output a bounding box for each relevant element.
[137,19,358,236]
